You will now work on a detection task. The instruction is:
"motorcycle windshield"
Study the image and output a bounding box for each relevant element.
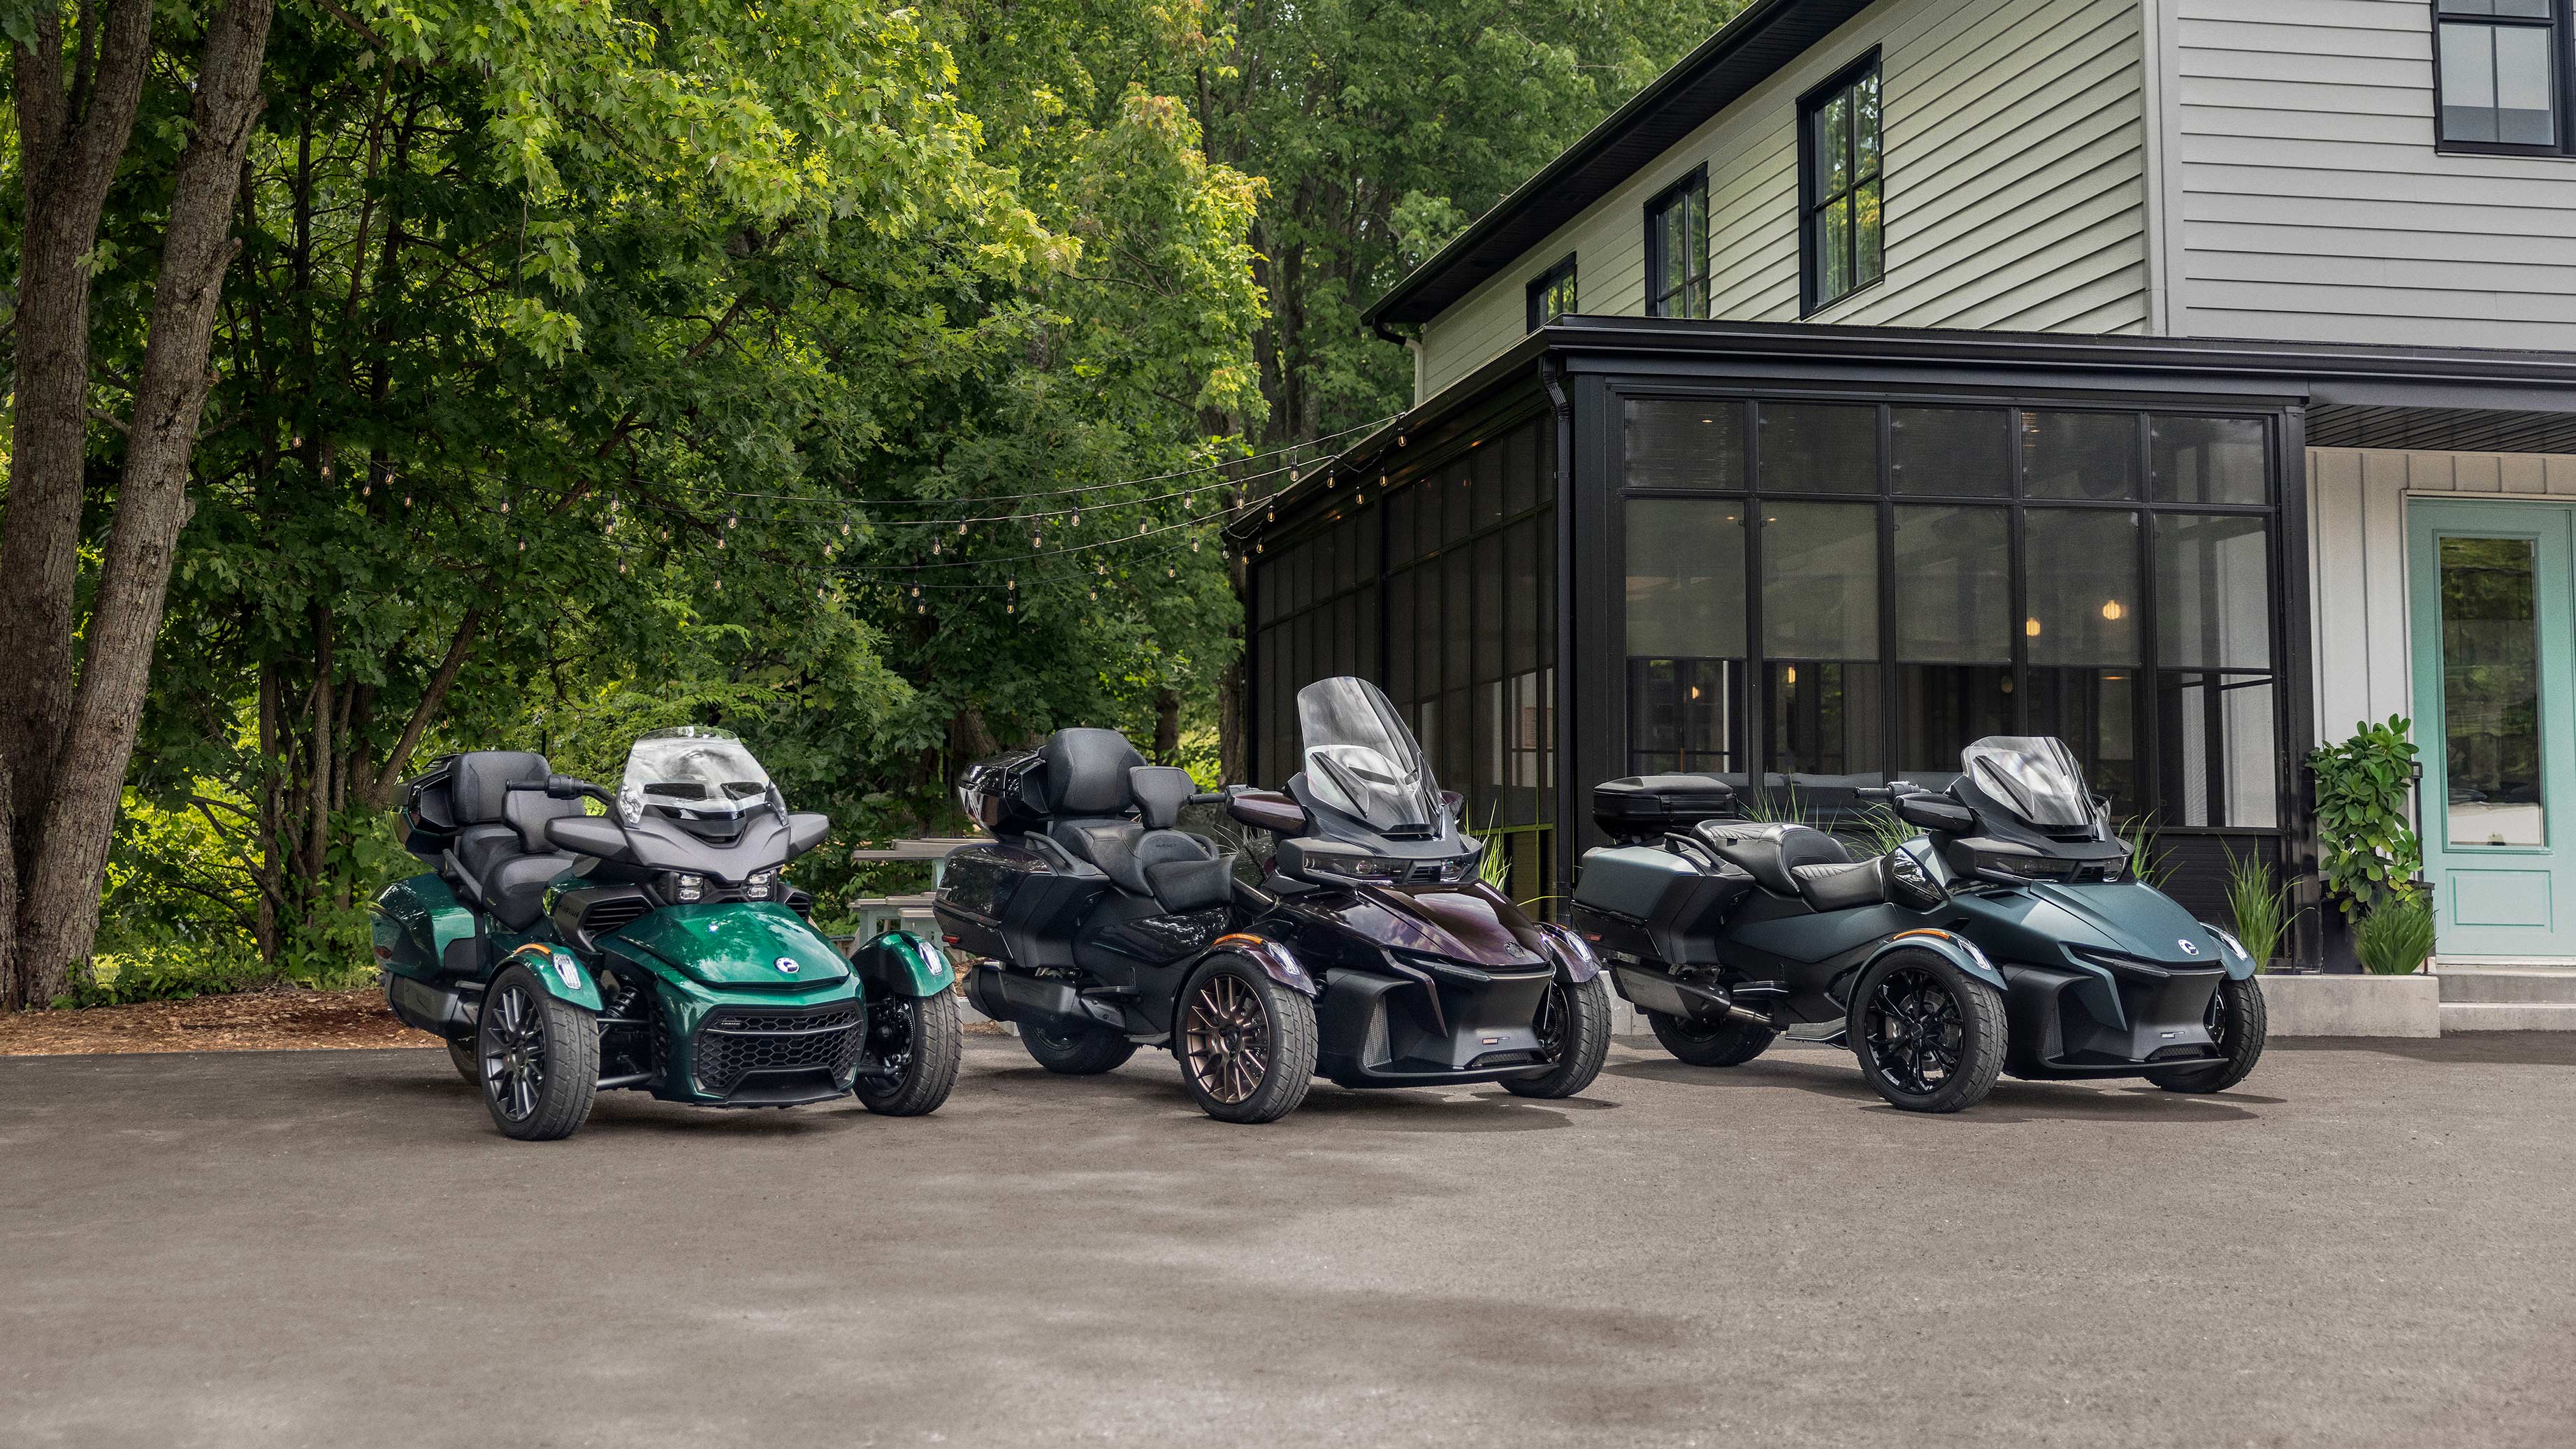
[1961,736,2097,830]
[618,726,776,826]
[1297,677,1441,835]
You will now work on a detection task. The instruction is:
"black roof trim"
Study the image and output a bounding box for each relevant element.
[1238,317,2576,540]
[1364,0,1872,330]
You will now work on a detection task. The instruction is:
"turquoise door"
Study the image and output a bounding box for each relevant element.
[2408,502,2576,958]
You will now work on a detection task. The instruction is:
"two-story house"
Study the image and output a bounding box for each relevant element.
[1233,0,2576,969]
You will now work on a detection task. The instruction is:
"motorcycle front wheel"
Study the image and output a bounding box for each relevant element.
[475,965,600,1141]
[855,990,963,1116]
[1175,955,1317,1124]
[1502,976,1611,1099]
[1848,950,2004,1114]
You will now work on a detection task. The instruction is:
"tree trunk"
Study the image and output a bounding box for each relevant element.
[0,1,157,900]
[1153,689,1180,765]
[0,756,19,1010]
[1217,547,1250,784]
[15,0,280,1000]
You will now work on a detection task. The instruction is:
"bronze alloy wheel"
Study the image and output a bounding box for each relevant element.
[482,981,549,1123]
[1182,971,1272,1106]
[1531,981,1568,1062]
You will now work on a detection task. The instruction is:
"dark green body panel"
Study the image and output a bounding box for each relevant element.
[370,873,481,981]
[588,945,864,1104]
[498,942,605,1011]
[609,902,853,987]
[849,930,954,996]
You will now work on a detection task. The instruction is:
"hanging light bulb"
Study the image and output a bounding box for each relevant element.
[500,495,511,514]
[403,493,412,507]
[1071,510,1081,526]
[716,535,725,549]
[618,560,627,575]
[518,539,526,552]
[725,512,737,530]
[957,521,967,535]
[932,540,941,555]
[840,519,851,536]
[1007,577,1016,591]
[714,577,723,591]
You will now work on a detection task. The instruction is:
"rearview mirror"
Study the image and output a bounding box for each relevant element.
[1895,793,1978,835]
[786,812,831,859]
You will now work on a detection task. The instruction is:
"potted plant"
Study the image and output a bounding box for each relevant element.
[2355,896,2437,976]
[2253,720,2443,1035]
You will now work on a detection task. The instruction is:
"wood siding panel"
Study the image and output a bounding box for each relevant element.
[1413,0,2148,402]
[2169,0,2576,346]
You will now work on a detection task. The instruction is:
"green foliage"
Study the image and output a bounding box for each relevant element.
[2354,895,2437,976]
[2120,816,2176,889]
[1479,809,1514,893]
[2223,852,2292,972]
[1739,785,1807,826]
[1852,803,1918,858]
[2310,716,2424,923]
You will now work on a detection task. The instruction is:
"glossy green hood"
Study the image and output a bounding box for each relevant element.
[608,902,852,987]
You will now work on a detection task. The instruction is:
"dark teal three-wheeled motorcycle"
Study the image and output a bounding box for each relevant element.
[372,728,960,1139]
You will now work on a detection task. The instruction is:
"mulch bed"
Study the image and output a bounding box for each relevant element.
[0,987,424,1056]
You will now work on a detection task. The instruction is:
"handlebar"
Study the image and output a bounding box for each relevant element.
[507,774,618,807]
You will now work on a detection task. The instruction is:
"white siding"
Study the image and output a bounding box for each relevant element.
[2306,447,2576,745]
[2166,1,2576,346]
[1415,0,2150,401]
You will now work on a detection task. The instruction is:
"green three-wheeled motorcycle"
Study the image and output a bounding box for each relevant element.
[372,728,960,1139]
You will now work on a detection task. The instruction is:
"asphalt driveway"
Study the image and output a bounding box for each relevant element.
[3,1032,2571,1448]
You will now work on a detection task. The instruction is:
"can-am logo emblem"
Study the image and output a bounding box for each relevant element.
[2177,939,2200,956]
[775,956,800,974]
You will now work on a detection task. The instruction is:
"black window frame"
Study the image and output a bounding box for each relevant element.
[1526,254,1579,331]
[1797,50,1885,317]
[2431,0,2575,157]
[1643,166,1712,319]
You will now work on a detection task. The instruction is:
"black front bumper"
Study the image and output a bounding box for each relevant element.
[1314,963,1554,1088]
[1999,960,2226,1080]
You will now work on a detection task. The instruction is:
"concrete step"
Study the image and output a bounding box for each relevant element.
[2438,1000,2576,1032]
[2433,967,2576,1004]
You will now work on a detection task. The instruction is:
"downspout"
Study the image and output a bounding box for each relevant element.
[1373,316,1424,408]
[1541,354,1577,914]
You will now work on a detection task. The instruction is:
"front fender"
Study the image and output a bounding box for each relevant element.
[502,944,604,1011]
[850,930,955,997]
[1867,928,2008,995]
[1532,921,1604,984]
[1209,932,1320,998]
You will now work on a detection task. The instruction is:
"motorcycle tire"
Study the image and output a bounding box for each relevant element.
[1175,953,1318,1124]
[1021,1019,1137,1075]
[1847,949,2005,1114]
[2146,974,2268,1093]
[1503,976,1612,1098]
[475,964,600,1141]
[855,989,964,1117]
[1647,1009,1777,1067]
[446,1035,480,1086]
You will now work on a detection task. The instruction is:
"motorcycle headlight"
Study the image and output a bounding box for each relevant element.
[670,872,704,903]
[745,868,776,901]
[1300,850,1409,884]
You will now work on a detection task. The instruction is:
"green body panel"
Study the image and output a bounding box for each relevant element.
[498,942,605,1011]
[608,901,853,988]
[370,872,479,981]
[849,930,953,997]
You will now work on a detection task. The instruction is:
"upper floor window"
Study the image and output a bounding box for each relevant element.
[2436,1,2567,152]
[1800,53,1883,315]
[1645,169,1711,319]
[1526,254,1578,330]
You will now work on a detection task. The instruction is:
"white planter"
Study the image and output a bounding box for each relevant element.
[2258,972,2440,1037]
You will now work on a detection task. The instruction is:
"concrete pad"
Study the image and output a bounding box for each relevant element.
[3,1035,2573,1448]
[2259,972,2441,1037]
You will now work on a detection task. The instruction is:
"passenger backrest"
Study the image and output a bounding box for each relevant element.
[503,788,583,855]
[1128,766,1196,829]
[1039,728,1145,817]
[450,751,551,825]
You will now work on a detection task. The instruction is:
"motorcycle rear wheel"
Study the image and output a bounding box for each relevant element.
[855,990,963,1116]
[446,1036,479,1086]
[1647,1009,1777,1067]
[1848,950,2004,1114]
[2145,975,2267,1093]
[1176,955,1317,1124]
[1503,976,1612,1098]
[1022,1019,1136,1075]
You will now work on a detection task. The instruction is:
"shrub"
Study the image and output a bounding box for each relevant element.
[2224,852,2292,972]
[2311,716,2423,924]
[2354,896,2437,976]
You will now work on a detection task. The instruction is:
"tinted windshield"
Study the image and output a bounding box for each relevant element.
[1961,736,2095,830]
[1297,677,1441,834]
[618,727,775,826]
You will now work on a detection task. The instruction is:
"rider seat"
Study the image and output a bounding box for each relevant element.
[1696,821,1890,911]
[1034,729,1233,914]
[444,751,580,932]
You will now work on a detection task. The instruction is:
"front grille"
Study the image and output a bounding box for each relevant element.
[693,1005,864,1096]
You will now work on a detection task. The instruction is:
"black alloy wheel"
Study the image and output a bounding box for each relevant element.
[475,964,600,1140]
[1850,950,2004,1113]
[1175,955,1317,1124]
[2145,974,2268,1093]
[854,989,962,1116]
[1502,975,1612,1099]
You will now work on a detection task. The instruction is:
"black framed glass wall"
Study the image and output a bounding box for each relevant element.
[1617,394,2283,830]
[1250,412,1558,893]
